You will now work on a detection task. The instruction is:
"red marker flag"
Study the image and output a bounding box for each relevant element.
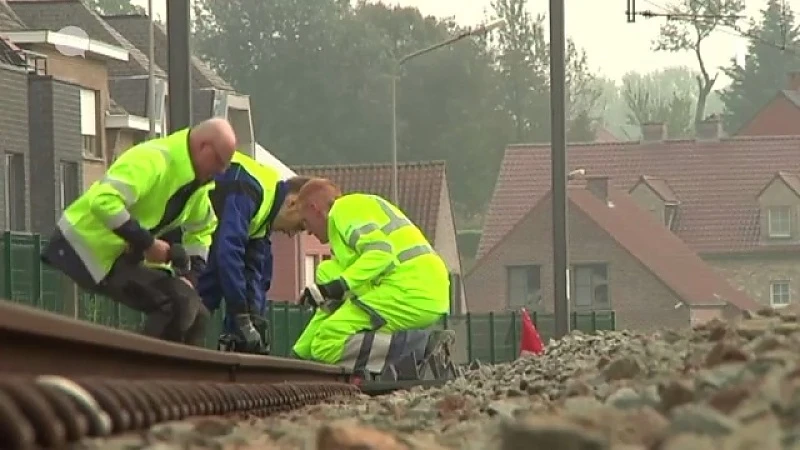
[519,308,545,356]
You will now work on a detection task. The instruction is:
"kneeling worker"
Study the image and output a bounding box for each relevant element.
[292,179,451,372]
[41,118,235,345]
[197,151,310,354]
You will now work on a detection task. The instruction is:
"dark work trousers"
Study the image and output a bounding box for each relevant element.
[41,231,210,346]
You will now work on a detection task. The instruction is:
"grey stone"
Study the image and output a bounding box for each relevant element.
[669,404,739,437]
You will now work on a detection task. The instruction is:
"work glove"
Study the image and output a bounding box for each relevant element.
[298,279,348,313]
[230,313,266,354]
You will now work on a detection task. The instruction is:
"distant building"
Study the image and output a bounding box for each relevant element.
[471,125,800,324]
[737,71,800,137]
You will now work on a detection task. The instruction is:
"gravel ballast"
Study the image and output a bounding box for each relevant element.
[76,306,800,449]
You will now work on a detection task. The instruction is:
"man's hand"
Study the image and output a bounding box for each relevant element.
[144,239,171,264]
[298,284,326,308]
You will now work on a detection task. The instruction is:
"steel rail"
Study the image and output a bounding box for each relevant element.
[0,301,365,449]
[0,301,350,383]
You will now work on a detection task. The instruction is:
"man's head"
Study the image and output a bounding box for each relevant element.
[187,118,237,182]
[296,178,342,243]
[272,176,314,237]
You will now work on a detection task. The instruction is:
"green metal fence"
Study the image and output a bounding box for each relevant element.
[0,231,616,364]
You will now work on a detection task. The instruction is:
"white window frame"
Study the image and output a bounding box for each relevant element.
[506,265,542,309]
[768,206,792,238]
[80,88,100,158]
[303,254,321,286]
[59,161,79,212]
[770,281,791,307]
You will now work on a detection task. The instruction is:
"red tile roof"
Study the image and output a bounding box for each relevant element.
[633,176,679,203]
[517,184,759,310]
[477,136,800,258]
[293,161,447,240]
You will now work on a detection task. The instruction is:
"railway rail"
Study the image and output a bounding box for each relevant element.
[0,300,453,450]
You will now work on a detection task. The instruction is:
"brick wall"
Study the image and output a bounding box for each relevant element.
[465,196,691,331]
[0,65,31,231]
[707,255,800,307]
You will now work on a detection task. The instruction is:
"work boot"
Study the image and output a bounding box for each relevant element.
[230,314,266,354]
[251,314,271,355]
[421,330,458,380]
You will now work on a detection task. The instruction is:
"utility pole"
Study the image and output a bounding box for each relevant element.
[167,0,192,133]
[147,0,155,138]
[550,0,570,339]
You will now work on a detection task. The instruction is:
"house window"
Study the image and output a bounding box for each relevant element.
[4,152,26,231]
[303,254,321,286]
[80,88,101,159]
[770,281,791,307]
[572,263,609,307]
[507,265,541,309]
[59,161,80,211]
[768,206,792,238]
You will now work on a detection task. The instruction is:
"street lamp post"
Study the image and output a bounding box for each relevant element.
[550,0,570,339]
[389,18,506,204]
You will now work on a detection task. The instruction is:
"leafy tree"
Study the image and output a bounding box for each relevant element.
[653,0,745,129]
[193,0,512,216]
[622,71,695,138]
[721,0,800,133]
[489,0,600,143]
[84,0,143,15]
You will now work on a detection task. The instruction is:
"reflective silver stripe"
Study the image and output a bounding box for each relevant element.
[99,176,136,206]
[183,244,209,260]
[361,241,392,253]
[183,205,214,233]
[347,223,379,248]
[345,198,412,248]
[104,209,131,230]
[397,244,434,262]
[376,245,436,279]
[57,216,109,283]
[375,197,413,234]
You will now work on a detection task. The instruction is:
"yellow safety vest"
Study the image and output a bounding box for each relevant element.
[57,129,217,283]
[327,193,449,307]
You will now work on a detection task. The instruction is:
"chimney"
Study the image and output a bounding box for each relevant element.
[696,114,723,141]
[585,175,610,201]
[788,71,800,91]
[640,122,666,143]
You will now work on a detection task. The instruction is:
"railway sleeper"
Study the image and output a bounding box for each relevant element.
[0,376,358,450]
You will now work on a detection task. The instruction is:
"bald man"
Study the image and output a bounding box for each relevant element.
[292,179,453,376]
[41,118,236,346]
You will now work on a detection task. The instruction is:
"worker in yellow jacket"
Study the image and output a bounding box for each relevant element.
[291,178,451,373]
[40,118,236,345]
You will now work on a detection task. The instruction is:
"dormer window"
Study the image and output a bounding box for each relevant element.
[768,206,792,238]
[664,203,678,231]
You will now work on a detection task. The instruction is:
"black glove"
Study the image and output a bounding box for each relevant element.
[317,279,347,300]
[230,314,266,354]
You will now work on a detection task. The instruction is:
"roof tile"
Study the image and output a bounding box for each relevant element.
[564,185,758,310]
[294,161,447,241]
[102,14,234,91]
[478,136,800,258]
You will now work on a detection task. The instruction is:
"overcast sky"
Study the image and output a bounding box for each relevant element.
[133,0,800,86]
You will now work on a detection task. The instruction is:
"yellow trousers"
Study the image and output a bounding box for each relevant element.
[292,260,446,364]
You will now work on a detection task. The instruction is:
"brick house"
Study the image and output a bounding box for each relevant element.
[0,1,133,233]
[737,71,800,136]
[102,14,256,154]
[267,162,467,313]
[472,122,800,316]
[5,0,159,186]
[466,176,759,330]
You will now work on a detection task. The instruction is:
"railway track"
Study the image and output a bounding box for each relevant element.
[0,301,369,450]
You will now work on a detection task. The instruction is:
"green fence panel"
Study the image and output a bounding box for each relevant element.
[0,232,618,360]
